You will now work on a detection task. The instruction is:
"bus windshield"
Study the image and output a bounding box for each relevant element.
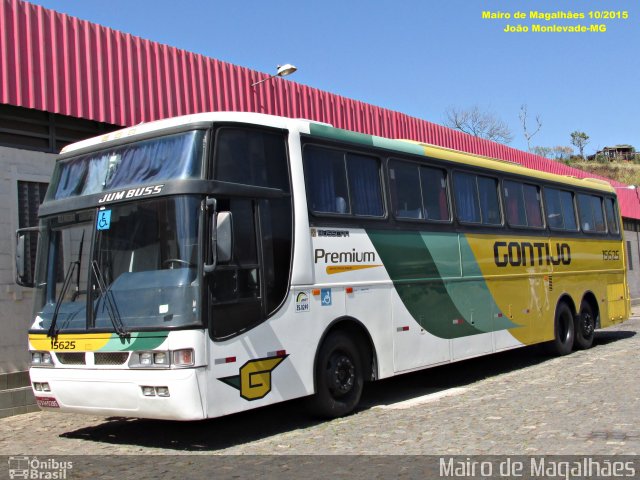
[31,196,201,333]
[48,130,206,201]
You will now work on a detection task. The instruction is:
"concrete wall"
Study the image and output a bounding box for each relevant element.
[624,228,640,303]
[0,145,55,374]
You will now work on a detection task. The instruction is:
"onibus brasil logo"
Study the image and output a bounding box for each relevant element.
[8,456,73,479]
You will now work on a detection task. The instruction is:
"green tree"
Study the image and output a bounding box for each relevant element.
[570,131,590,159]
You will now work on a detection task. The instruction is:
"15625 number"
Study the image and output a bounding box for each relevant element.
[602,250,620,261]
[50,340,76,350]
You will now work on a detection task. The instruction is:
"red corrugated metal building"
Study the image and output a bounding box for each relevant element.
[1,0,639,219]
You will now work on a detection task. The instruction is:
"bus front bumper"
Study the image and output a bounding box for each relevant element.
[29,366,207,421]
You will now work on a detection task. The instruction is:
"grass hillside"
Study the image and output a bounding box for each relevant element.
[565,161,640,187]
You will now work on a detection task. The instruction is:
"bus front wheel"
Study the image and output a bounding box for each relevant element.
[308,331,364,418]
[575,301,595,350]
[551,302,575,356]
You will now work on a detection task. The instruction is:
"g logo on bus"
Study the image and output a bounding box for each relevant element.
[219,356,288,401]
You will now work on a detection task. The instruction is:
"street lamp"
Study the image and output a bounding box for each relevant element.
[251,64,298,87]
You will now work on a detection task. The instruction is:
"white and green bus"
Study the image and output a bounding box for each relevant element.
[18,112,629,420]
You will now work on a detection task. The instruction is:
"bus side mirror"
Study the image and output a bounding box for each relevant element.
[216,211,233,264]
[204,208,233,274]
[15,229,36,288]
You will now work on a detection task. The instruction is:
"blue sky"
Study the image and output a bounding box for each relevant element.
[27,0,639,155]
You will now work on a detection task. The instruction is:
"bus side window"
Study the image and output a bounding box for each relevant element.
[605,198,620,234]
[389,160,449,221]
[421,166,449,221]
[578,193,606,233]
[544,188,578,231]
[303,145,384,218]
[346,153,384,217]
[214,127,290,192]
[454,172,481,223]
[454,172,500,225]
[544,188,563,229]
[504,180,543,228]
[560,191,578,230]
[389,160,423,219]
[303,146,350,214]
[477,176,501,225]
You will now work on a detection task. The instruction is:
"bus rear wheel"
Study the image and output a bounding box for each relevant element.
[551,302,575,356]
[307,331,364,418]
[575,301,596,350]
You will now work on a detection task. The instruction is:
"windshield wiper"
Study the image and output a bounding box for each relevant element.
[91,260,129,339]
[71,230,85,301]
[47,261,78,338]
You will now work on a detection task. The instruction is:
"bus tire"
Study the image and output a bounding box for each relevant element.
[307,331,364,418]
[551,302,575,356]
[575,300,595,350]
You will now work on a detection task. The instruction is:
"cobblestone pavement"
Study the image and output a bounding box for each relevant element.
[1,311,639,457]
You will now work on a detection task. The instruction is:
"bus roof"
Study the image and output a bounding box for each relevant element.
[59,112,312,156]
[307,122,616,195]
[60,112,615,195]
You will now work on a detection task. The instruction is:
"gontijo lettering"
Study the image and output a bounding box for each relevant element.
[494,241,571,267]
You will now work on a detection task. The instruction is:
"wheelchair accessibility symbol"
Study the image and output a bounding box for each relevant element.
[96,210,112,230]
[321,288,332,306]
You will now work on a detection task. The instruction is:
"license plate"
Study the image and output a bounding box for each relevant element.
[36,396,60,408]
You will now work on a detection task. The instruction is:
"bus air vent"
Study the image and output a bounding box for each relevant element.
[56,352,86,365]
[94,352,130,365]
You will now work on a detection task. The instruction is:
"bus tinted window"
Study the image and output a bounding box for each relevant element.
[454,173,481,223]
[455,173,500,225]
[304,147,350,214]
[51,131,205,201]
[304,146,384,217]
[389,161,449,221]
[577,193,606,233]
[504,180,543,228]
[562,193,578,230]
[390,161,422,219]
[478,176,501,225]
[421,166,449,221]
[605,198,620,234]
[214,128,290,192]
[544,188,577,231]
[347,154,384,216]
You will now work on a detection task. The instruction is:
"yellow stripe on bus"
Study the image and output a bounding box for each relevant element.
[29,333,112,351]
[326,265,383,275]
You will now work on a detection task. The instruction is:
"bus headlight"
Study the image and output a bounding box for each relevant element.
[139,352,153,366]
[129,349,195,368]
[129,351,171,368]
[31,351,54,367]
[153,352,169,365]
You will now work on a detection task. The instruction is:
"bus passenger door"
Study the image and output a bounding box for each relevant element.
[207,126,293,342]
